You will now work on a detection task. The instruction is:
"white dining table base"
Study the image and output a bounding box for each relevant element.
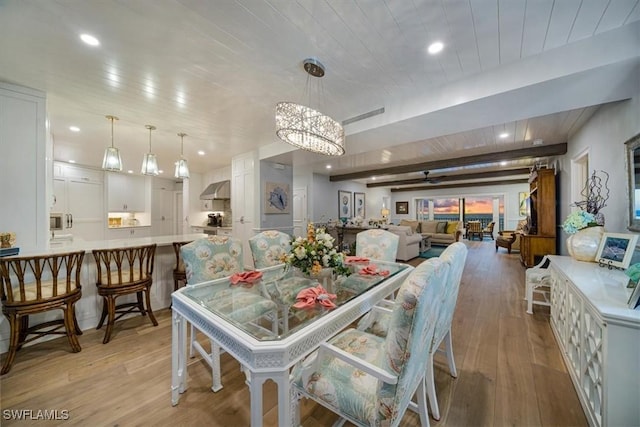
[171,309,295,426]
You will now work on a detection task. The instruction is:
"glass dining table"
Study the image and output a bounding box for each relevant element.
[170,260,412,427]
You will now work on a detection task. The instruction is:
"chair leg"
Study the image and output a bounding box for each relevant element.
[17,316,29,350]
[145,288,158,326]
[102,296,117,344]
[1,314,21,375]
[137,291,146,316]
[444,331,457,378]
[425,352,440,421]
[97,297,108,330]
[72,303,83,335]
[416,377,430,427]
[63,304,82,353]
[526,282,534,314]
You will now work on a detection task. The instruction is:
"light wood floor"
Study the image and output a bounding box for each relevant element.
[0,241,587,426]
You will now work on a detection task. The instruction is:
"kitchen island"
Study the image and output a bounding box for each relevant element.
[0,233,206,354]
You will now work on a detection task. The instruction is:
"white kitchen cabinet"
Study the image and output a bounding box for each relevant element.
[107,172,146,212]
[548,256,640,427]
[1,82,47,252]
[232,153,256,267]
[52,163,105,241]
[217,228,233,237]
[152,178,175,236]
[106,227,150,240]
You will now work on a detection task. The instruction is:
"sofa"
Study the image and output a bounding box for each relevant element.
[385,225,423,261]
[397,219,462,246]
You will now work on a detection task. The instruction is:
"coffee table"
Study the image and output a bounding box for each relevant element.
[420,235,432,252]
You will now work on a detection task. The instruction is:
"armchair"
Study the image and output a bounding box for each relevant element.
[292,257,450,426]
[495,220,527,254]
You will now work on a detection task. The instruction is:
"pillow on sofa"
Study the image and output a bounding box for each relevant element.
[436,221,447,233]
[420,221,438,234]
[446,221,459,234]
[399,220,420,234]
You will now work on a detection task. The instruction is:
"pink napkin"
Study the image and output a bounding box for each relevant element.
[293,284,337,309]
[229,270,263,286]
[359,264,390,277]
[345,256,370,264]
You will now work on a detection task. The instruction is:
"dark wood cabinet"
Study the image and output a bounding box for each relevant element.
[520,168,557,267]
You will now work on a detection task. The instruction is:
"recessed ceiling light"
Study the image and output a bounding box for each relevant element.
[499,132,509,139]
[68,160,76,164]
[427,41,444,55]
[326,165,332,169]
[80,34,100,46]
[371,176,376,180]
[500,161,507,166]
[69,126,80,132]
[533,138,544,146]
[158,170,164,174]
[127,170,133,174]
[197,150,205,156]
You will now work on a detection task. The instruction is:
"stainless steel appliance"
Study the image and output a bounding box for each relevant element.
[207,213,222,227]
[50,213,64,230]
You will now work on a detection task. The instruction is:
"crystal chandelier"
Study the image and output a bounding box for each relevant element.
[174,132,190,179]
[102,115,122,171]
[275,58,345,156]
[141,124,159,176]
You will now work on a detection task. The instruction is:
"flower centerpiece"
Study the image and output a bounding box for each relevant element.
[284,223,350,276]
[562,170,609,261]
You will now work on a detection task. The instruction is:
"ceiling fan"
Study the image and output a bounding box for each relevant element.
[423,171,443,184]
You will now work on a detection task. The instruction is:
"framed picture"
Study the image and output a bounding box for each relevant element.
[519,192,528,217]
[396,201,409,214]
[338,190,352,219]
[354,192,365,218]
[595,232,639,269]
[265,181,290,214]
[628,279,640,309]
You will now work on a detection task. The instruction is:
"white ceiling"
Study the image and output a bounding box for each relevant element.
[0,0,638,183]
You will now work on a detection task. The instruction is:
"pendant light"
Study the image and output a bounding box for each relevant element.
[102,115,122,171]
[174,132,190,179]
[141,124,159,176]
[275,58,345,156]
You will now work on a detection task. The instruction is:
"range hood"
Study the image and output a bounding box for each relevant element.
[200,180,231,200]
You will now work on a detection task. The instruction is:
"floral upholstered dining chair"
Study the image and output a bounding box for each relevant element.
[248,230,291,268]
[180,236,278,392]
[355,229,399,261]
[292,257,450,427]
[181,235,243,283]
[357,242,468,421]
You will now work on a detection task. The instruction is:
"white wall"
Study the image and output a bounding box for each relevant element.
[559,94,640,253]
[311,174,368,223]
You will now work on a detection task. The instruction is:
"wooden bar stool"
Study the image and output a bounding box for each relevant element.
[92,244,157,344]
[0,251,85,375]
[172,241,191,292]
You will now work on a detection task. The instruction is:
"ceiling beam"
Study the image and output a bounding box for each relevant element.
[366,167,531,188]
[390,178,529,192]
[330,143,567,181]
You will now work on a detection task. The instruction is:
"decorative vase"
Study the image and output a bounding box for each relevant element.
[566,226,605,262]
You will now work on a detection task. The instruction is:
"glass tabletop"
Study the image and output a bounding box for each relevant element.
[179,261,409,341]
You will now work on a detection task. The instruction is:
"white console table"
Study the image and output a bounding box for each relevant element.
[547,256,640,427]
